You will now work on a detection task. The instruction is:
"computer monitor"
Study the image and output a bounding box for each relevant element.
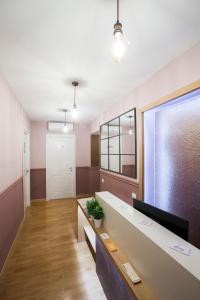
[133,199,189,241]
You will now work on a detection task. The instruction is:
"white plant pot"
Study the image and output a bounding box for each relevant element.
[94,218,102,228]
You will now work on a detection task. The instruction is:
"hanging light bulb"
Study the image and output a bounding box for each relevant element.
[71,81,79,119]
[128,116,133,135]
[128,128,133,135]
[112,0,126,62]
[62,109,69,133]
[113,30,126,62]
[63,124,68,133]
[71,104,79,119]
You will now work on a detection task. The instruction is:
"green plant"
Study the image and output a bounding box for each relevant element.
[92,205,104,220]
[86,198,99,215]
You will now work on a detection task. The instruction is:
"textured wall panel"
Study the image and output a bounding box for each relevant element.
[144,90,200,248]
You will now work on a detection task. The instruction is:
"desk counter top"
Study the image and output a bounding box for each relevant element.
[78,197,157,300]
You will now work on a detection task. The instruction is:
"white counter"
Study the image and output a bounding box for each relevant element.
[96,191,200,300]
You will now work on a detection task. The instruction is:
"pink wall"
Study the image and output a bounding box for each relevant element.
[30,122,91,169]
[90,42,200,190]
[30,122,47,169]
[90,42,200,134]
[75,123,90,167]
[0,74,29,271]
[0,74,29,193]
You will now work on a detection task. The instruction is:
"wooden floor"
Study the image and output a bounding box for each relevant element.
[0,199,106,300]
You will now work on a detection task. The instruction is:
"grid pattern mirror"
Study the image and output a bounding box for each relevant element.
[100,108,137,178]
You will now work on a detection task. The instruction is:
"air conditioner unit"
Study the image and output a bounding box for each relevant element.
[48,121,74,133]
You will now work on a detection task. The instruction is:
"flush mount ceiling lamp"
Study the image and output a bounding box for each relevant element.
[112,0,127,62]
[63,109,69,133]
[71,81,79,119]
[128,115,133,135]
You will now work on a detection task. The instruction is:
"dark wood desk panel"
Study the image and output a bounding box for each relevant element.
[96,236,136,300]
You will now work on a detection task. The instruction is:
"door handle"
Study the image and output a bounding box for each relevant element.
[69,167,72,172]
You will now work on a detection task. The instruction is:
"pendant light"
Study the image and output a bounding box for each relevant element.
[63,109,69,133]
[112,0,126,62]
[128,115,133,135]
[71,81,79,119]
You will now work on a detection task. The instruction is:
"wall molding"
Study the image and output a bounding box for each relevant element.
[100,170,139,205]
[0,178,23,200]
[100,170,139,188]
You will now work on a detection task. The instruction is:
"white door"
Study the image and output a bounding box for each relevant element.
[23,131,31,207]
[46,134,76,200]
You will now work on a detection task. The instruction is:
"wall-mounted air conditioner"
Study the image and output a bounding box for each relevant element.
[48,121,74,133]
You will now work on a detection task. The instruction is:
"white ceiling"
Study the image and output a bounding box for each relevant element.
[0,0,200,123]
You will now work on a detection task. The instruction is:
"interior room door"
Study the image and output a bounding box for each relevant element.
[46,134,76,200]
[23,131,30,207]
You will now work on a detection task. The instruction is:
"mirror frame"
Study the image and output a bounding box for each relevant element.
[100,108,137,179]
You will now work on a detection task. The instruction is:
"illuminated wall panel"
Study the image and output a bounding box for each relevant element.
[144,89,200,248]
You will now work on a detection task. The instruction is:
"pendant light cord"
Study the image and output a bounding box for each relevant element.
[117,0,119,22]
[74,85,76,107]
[65,111,67,125]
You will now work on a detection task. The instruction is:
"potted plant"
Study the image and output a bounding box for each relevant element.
[86,198,99,218]
[92,205,104,228]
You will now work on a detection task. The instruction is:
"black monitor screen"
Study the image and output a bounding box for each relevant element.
[133,199,189,241]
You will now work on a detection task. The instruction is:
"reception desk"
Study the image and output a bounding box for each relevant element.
[77,197,156,300]
[78,192,200,300]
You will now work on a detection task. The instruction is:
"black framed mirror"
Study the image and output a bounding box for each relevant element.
[100,108,137,179]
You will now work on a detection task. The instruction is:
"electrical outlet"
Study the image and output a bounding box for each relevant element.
[132,192,136,199]
[102,178,104,183]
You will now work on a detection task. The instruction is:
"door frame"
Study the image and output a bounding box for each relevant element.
[23,130,31,208]
[46,134,76,200]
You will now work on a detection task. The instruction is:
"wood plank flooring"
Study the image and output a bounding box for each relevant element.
[0,199,106,300]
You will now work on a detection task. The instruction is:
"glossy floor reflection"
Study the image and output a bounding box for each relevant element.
[0,199,106,300]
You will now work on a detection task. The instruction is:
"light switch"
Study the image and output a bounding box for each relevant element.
[132,192,136,199]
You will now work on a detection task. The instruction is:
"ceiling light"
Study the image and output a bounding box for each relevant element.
[112,0,126,62]
[63,109,69,133]
[63,124,69,133]
[128,128,133,135]
[71,81,79,119]
[71,105,78,118]
[128,115,133,135]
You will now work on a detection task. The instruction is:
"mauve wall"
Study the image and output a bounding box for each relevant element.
[100,171,139,205]
[76,166,100,196]
[0,74,29,271]
[90,42,200,201]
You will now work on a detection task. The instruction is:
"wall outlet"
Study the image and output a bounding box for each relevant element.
[132,192,136,199]
[102,178,104,183]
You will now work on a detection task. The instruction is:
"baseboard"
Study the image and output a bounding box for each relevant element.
[0,213,25,275]
[76,193,94,199]
[31,198,46,202]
